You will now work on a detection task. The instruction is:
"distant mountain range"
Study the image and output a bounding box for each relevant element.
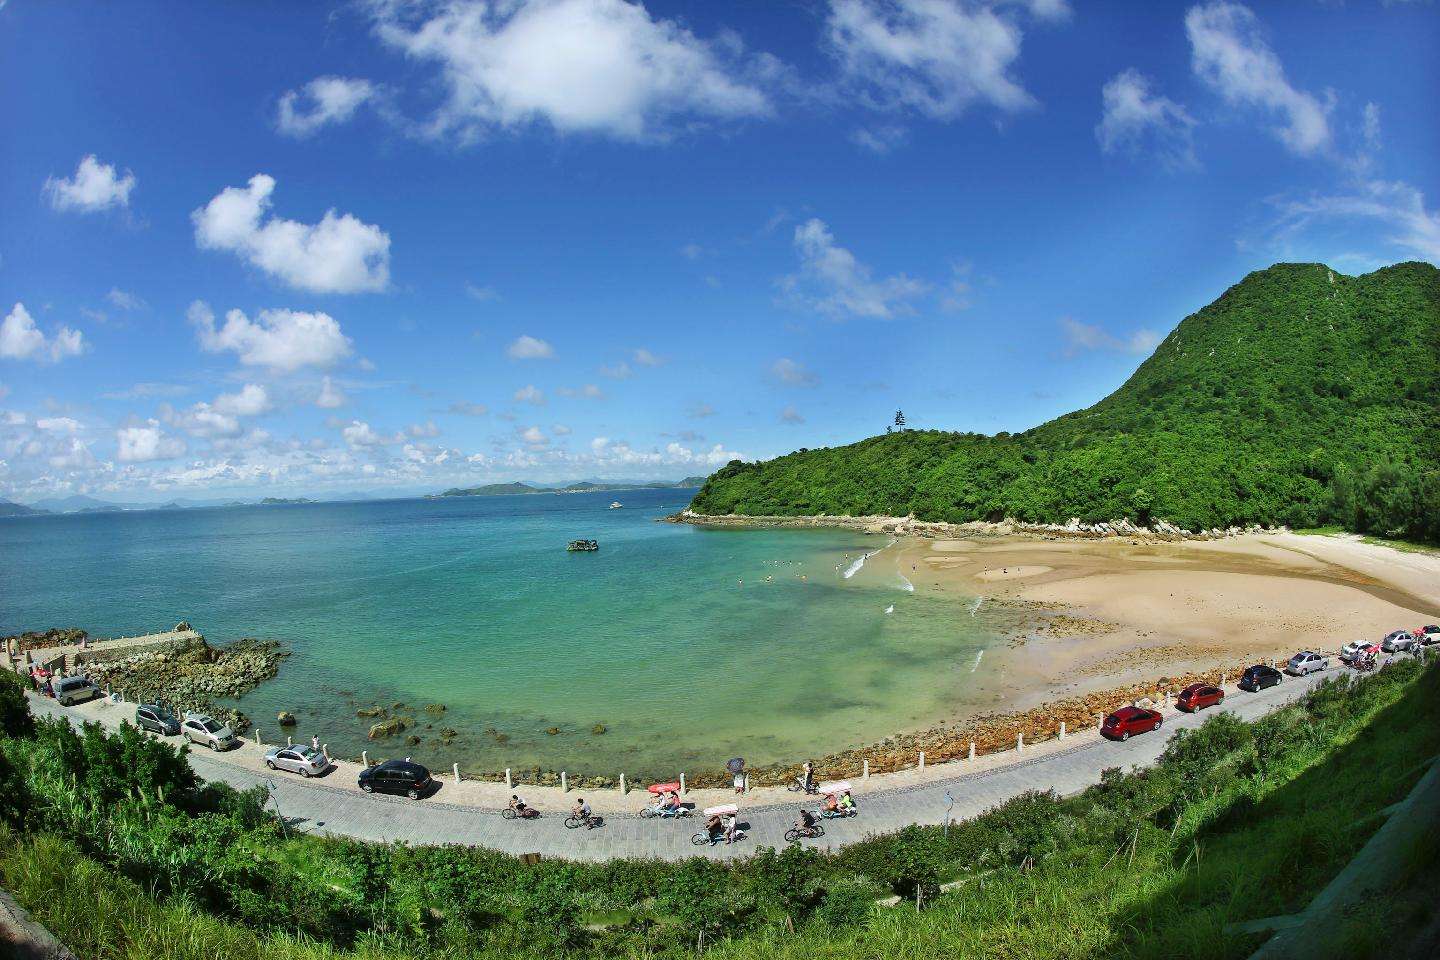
[428,477,708,499]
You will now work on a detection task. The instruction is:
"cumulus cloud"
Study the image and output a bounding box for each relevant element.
[277,76,377,136]
[1060,317,1161,356]
[43,155,136,212]
[771,357,818,386]
[215,383,272,417]
[506,334,554,359]
[188,301,353,373]
[370,0,774,142]
[1185,2,1330,156]
[782,218,926,319]
[47,437,97,471]
[35,416,82,434]
[316,376,347,409]
[106,288,146,311]
[192,174,391,294]
[519,424,548,446]
[342,419,396,447]
[116,420,186,462]
[513,384,545,405]
[0,303,86,363]
[825,0,1046,120]
[1096,69,1198,169]
[552,423,572,436]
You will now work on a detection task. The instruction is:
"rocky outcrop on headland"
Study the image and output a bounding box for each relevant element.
[2,627,88,654]
[81,637,288,734]
[668,509,1287,543]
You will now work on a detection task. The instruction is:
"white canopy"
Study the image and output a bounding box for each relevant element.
[702,803,739,817]
[817,781,852,794]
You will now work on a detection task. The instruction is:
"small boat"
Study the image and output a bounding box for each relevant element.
[567,539,599,552]
[609,501,623,509]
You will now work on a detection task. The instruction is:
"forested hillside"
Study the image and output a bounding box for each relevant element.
[691,262,1440,540]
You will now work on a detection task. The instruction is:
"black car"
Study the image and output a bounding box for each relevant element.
[1238,664,1283,692]
[135,702,180,735]
[358,759,433,799]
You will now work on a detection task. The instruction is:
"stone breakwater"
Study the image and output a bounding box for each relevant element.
[3,627,89,654]
[82,637,288,734]
[668,509,1288,543]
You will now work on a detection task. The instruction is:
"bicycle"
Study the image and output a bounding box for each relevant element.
[783,822,825,843]
[564,813,603,830]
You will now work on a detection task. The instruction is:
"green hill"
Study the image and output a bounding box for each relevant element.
[691,261,1440,541]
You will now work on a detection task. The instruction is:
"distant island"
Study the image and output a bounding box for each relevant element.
[259,497,314,505]
[429,478,708,499]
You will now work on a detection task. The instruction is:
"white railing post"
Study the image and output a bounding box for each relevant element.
[287,735,292,747]
[453,762,461,785]
[254,729,261,746]
[619,773,626,794]
[561,771,568,793]
[680,772,686,794]
[322,744,329,762]
[1016,733,1024,752]
[969,741,975,761]
[505,767,513,789]
[362,750,369,767]
[918,751,925,771]
[1059,722,1066,739]
[863,759,870,780]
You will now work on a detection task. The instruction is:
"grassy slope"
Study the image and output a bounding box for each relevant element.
[690,262,1440,533]
[4,659,1437,960]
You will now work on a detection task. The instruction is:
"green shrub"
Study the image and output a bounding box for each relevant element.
[0,668,34,739]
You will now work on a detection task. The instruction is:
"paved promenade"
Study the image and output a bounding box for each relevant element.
[26,667,1334,862]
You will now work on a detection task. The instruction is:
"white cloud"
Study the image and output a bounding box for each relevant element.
[632,347,666,366]
[189,301,353,373]
[850,124,908,154]
[506,334,554,359]
[782,218,926,319]
[0,303,86,363]
[316,376,347,409]
[779,405,805,424]
[371,0,773,142]
[689,402,716,418]
[116,420,186,462]
[165,402,241,439]
[1060,317,1160,356]
[519,424,548,446]
[1185,2,1330,156]
[599,361,632,379]
[48,437,97,471]
[192,174,391,294]
[106,288,146,311]
[342,420,393,447]
[771,357,818,386]
[1267,178,1440,264]
[43,155,136,212]
[35,416,82,434]
[447,400,488,416]
[465,282,500,302]
[407,420,440,438]
[552,423,572,436]
[277,76,377,137]
[825,0,1041,120]
[514,384,545,405]
[1096,69,1198,170]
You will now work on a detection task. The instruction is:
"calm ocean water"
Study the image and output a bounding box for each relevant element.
[1,490,1024,777]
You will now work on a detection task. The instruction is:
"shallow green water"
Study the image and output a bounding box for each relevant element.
[0,490,1025,777]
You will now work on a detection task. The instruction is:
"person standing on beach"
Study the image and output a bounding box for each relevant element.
[733,770,745,794]
[802,760,815,794]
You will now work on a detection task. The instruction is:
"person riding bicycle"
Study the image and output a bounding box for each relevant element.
[838,790,855,814]
[724,813,740,844]
[802,761,815,794]
[796,808,818,836]
[572,798,594,828]
[662,790,681,812]
[823,791,840,815]
[705,813,724,842]
[509,794,532,818]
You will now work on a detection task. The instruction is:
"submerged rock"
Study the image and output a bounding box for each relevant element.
[277,711,297,726]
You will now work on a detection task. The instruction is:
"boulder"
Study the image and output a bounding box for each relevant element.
[277,711,297,726]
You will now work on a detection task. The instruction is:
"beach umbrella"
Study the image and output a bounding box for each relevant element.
[726,757,745,774]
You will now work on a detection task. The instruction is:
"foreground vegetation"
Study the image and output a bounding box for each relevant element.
[691,262,1440,542]
[2,656,1437,959]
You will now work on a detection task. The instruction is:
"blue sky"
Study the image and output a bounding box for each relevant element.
[1,0,1436,502]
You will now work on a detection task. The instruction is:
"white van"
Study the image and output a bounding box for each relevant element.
[53,675,101,706]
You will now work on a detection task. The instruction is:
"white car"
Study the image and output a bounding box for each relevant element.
[264,745,329,777]
[1421,625,1440,645]
[181,713,236,751]
[1380,630,1419,653]
[1285,651,1329,676]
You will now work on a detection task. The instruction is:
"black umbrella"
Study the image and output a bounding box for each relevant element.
[726,757,745,774]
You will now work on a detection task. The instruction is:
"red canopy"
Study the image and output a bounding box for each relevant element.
[647,781,681,794]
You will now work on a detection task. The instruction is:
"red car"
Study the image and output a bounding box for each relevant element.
[1175,683,1224,713]
[1102,706,1163,741]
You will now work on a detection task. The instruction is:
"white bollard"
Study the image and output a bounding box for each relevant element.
[561,771,568,793]
[322,744,329,762]
[918,751,926,771]
[505,768,513,789]
[286,735,292,747]
[254,729,261,746]
[1221,673,1226,687]
[680,772,686,794]
[1017,733,1024,752]
[453,763,461,785]
[969,741,976,761]
[863,759,870,780]
[619,773,626,794]
[1059,722,1066,739]
[362,750,369,767]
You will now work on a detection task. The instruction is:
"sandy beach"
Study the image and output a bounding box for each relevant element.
[893,531,1440,722]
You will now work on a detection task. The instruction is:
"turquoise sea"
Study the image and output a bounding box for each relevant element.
[1,490,1026,778]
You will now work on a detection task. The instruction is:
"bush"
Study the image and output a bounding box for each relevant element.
[815,877,881,928]
[0,669,34,740]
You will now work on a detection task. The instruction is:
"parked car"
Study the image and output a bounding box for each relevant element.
[1238,664,1283,692]
[358,759,433,799]
[52,675,100,706]
[1340,640,1382,663]
[135,702,180,735]
[1101,706,1163,741]
[181,713,236,751]
[1420,625,1440,645]
[1176,683,1225,712]
[265,745,330,778]
[1285,651,1329,676]
[1381,630,1419,653]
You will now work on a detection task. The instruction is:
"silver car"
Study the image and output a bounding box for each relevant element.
[53,675,100,706]
[264,745,329,777]
[1380,630,1418,653]
[1285,651,1329,676]
[181,713,236,751]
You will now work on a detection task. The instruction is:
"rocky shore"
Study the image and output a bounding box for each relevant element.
[668,509,1288,543]
[81,636,288,734]
[3,627,88,654]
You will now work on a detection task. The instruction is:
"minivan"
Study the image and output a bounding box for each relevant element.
[53,675,100,706]
[136,703,181,736]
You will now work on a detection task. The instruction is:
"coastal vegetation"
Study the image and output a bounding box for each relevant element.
[691,262,1440,543]
[2,656,1435,959]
